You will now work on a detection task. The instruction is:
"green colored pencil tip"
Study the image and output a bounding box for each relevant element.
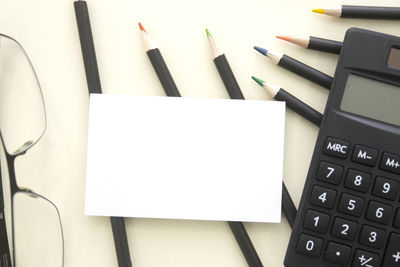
[251,76,265,87]
[205,28,212,38]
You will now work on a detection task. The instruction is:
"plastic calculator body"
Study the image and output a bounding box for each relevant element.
[284,28,400,267]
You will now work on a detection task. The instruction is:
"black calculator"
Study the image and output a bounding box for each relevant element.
[284,28,400,267]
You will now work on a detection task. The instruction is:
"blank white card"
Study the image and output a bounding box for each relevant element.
[85,94,285,223]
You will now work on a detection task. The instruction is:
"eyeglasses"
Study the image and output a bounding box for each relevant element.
[0,34,64,267]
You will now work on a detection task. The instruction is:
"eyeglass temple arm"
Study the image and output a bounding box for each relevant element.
[0,213,12,267]
[0,170,12,267]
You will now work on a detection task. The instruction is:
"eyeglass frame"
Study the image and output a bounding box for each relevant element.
[0,33,64,267]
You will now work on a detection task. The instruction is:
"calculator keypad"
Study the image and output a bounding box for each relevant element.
[324,242,351,265]
[393,209,400,228]
[372,176,399,200]
[296,234,323,257]
[331,217,358,241]
[323,137,350,159]
[383,233,400,266]
[317,161,343,184]
[359,225,386,249]
[366,201,393,225]
[293,137,400,266]
[310,186,337,209]
[344,169,371,192]
[380,152,400,175]
[338,193,364,217]
[303,210,330,233]
[351,145,378,167]
[353,250,379,267]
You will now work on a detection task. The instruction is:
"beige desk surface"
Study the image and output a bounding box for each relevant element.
[1,0,400,266]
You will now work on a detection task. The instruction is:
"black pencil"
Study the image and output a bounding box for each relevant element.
[206,29,244,99]
[313,5,400,19]
[140,25,262,267]
[252,76,323,127]
[206,29,264,267]
[252,76,324,227]
[208,30,298,231]
[139,23,180,97]
[73,0,102,94]
[276,35,342,55]
[282,183,297,229]
[254,46,333,90]
[74,1,132,267]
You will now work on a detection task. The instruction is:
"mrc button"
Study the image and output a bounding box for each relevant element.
[323,137,350,159]
[380,152,400,175]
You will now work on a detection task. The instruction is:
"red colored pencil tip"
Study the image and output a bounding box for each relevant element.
[276,35,291,42]
[138,22,147,33]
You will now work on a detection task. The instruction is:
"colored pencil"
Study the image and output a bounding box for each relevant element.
[73,0,102,94]
[140,24,263,267]
[252,75,324,227]
[252,76,323,127]
[276,35,342,54]
[206,29,263,267]
[139,23,181,97]
[74,2,132,267]
[206,29,244,99]
[254,46,333,90]
[282,183,297,229]
[313,5,400,19]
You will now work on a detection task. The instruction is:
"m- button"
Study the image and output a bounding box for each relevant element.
[352,145,378,167]
[323,137,350,159]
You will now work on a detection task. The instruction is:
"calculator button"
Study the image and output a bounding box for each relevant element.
[353,249,379,267]
[331,217,358,241]
[380,152,400,175]
[394,209,400,228]
[310,186,337,209]
[324,242,351,265]
[317,161,343,184]
[383,233,400,266]
[323,137,350,159]
[372,176,400,200]
[344,169,371,193]
[296,234,323,257]
[359,225,386,249]
[338,193,364,217]
[303,210,330,233]
[351,145,378,167]
[366,201,393,225]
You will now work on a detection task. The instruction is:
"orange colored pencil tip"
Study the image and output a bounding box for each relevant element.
[138,22,147,32]
[312,8,326,14]
[276,36,291,42]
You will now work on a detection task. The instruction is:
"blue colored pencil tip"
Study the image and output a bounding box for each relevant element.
[254,46,268,56]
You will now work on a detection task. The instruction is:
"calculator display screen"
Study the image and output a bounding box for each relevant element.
[388,48,400,69]
[341,74,400,126]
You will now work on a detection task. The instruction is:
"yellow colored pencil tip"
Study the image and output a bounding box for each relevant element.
[312,8,326,14]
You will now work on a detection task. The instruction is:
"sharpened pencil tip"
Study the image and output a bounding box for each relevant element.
[254,46,268,56]
[251,76,265,87]
[138,22,147,33]
[312,8,326,14]
[205,28,212,39]
[276,35,291,42]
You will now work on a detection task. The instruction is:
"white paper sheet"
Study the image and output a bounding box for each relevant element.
[85,94,285,222]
